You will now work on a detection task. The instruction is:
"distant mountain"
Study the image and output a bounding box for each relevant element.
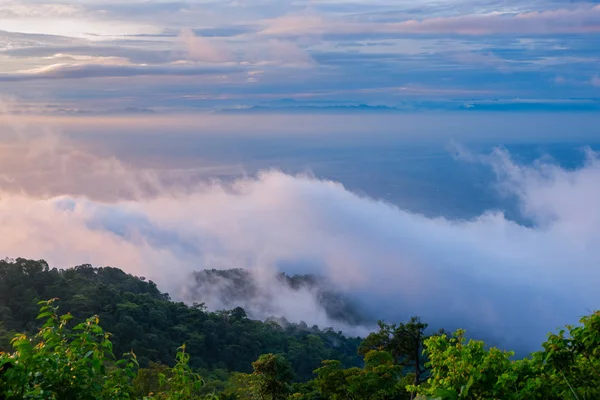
[218,104,401,114]
[185,268,369,327]
[0,258,363,380]
[216,99,600,114]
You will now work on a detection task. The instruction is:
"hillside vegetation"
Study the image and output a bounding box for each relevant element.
[0,259,362,379]
[1,258,599,399]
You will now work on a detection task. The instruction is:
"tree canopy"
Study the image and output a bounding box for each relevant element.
[0,258,361,381]
[1,258,599,399]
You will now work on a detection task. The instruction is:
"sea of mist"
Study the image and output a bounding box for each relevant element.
[1,111,599,354]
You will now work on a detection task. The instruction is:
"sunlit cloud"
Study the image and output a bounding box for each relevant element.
[0,1,598,109]
[0,115,599,352]
[0,62,242,81]
[0,142,599,353]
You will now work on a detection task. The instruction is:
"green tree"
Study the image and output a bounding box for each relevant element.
[346,351,406,400]
[540,310,600,399]
[251,353,294,400]
[412,329,513,399]
[314,351,408,400]
[0,299,225,400]
[359,317,435,394]
[413,311,600,400]
[144,344,207,400]
[0,299,137,400]
[314,360,348,400]
[0,259,362,380]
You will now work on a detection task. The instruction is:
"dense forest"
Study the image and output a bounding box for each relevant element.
[1,258,599,399]
[0,259,362,379]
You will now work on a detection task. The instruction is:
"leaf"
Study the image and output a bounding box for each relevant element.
[61,313,74,322]
[36,312,53,320]
[434,388,459,400]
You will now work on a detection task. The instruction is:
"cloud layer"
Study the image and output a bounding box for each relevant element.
[2,0,600,113]
[0,125,598,353]
[261,5,600,36]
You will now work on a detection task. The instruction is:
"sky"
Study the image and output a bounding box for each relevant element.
[1,0,600,353]
[1,0,600,113]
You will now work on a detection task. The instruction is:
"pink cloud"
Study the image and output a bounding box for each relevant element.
[178,28,235,63]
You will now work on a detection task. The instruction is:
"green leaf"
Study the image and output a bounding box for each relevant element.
[36,312,53,319]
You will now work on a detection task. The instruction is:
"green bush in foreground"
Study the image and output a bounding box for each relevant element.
[1,298,599,399]
[411,311,600,400]
[0,299,210,400]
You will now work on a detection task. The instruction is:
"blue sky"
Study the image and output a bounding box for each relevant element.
[1,0,600,114]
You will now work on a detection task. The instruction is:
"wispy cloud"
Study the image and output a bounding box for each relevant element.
[178,28,235,63]
[1,1,599,111]
[261,5,600,36]
[0,62,242,81]
[0,3,82,18]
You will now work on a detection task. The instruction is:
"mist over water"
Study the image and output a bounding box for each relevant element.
[1,112,599,355]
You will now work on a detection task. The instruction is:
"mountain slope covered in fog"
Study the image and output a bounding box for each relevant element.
[0,258,362,381]
[185,268,368,327]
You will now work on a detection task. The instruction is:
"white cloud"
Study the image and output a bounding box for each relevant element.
[0,122,598,352]
[0,2,161,38]
[42,53,133,65]
[0,3,83,18]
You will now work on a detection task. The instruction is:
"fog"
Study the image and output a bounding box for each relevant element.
[0,112,599,354]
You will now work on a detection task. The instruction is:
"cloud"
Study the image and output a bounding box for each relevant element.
[554,76,567,84]
[261,39,315,66]
[0,62,241,81]
[2,44,174,65]
[177,28,235,63]
[0,119,598,352]
[0,3,82,18]
[260,5,600,36]
[592,75,600,87]
[2,2,599,111]
[0,29,88,52]
[175,28,315,67]
[0,121,240,200]
[40,53,133,66]
[239,39,315,67]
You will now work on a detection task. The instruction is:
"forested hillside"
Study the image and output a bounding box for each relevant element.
[0,258,362,380]
[1,258,599,399]
[187,269,368,326]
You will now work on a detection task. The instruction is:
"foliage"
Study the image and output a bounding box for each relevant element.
[250,353,294,400]
[314,351,409,400]
[413,311,600,400]
[0,299,136,399]
[0,300,223,400]
[359,316,441,398]
[2,258,600,400]
[411,329,514,399]
[0,258,361,380]
[144,345,207,400]
[540,310,600,399]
